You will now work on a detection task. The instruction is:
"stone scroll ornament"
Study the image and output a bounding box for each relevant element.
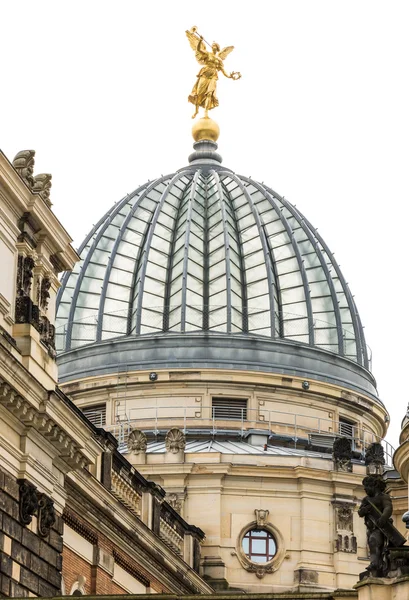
[358,475,406,578]
[19,481,39,525]
[37,493,56,537]
[128,430,147,455]
[165,428,186,454]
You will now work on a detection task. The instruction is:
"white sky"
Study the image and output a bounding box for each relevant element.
[1,1,408,448]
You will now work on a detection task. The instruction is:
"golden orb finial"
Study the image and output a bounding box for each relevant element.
[192,116,220,142]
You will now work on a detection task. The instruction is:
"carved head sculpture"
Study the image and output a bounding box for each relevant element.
[165,428,186,454]
[128,429,147,455]
[362,475,386,497]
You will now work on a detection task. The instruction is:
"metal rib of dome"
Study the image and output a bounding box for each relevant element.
[56,163,369,369]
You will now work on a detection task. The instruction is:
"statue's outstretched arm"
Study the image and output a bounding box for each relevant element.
[378,494,393,526]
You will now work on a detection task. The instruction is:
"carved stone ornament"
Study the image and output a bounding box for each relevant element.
[40,277,51,311]
[17,255,35,297]
[19,481,39,526]
[365,442,385,475]
[32,173,52,204]
[12,149,36,187]
[255,509,269,527]
[333,501,357,553]
[128,429,147,455]
[37,493,56,537]
[165,428,186,454]
[167,493,182,514]
[333,437,352,472]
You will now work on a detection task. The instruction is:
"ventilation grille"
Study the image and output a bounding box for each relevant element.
[212,398,247,421]
[339,419,355,438]
[82,404,106,427]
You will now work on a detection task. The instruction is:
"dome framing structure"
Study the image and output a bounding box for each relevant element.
[57,156,369,370]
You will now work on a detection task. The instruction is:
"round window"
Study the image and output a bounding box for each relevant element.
[242,529,277,563]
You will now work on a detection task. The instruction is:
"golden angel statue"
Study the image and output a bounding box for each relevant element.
[186,27,241,119]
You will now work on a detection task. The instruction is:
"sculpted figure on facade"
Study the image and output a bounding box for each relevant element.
[165,428,186,454]
[12,149,36,187]
[357,475,406,577]
[186,26,241,118]
[128,429,147,455]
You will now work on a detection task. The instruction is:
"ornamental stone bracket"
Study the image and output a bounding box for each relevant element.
[0,377,91,472]
[18,480,56,537]
[232,510,286,579]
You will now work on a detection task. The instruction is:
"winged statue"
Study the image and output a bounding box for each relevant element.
[186,27,241,119]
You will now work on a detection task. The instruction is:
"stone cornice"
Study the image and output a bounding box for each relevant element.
[0,341,100,472]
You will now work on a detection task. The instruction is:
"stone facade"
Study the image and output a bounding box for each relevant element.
[0,149,212,597]
[59,368,389,593]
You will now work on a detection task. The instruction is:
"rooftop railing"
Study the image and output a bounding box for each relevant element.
[104,404,394,466]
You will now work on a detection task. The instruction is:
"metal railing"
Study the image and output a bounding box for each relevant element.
[104,404,394,466]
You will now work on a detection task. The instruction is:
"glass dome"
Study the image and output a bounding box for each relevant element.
[56,143,369,369]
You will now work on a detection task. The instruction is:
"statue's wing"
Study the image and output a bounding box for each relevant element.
[186,30,200,52]
[219,46,234,60]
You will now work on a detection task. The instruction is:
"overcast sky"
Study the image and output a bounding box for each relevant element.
[1,1,408,447]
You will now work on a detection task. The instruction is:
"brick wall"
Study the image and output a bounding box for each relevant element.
[0,469,63,598]
[62,547,92,595]
[62,509,166,594]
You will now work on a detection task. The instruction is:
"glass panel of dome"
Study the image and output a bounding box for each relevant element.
[91,248,110,265]
[102,314,127,333]
[76,291,99,309]
[211,290,227,306]
[208,308,227,329]
[104,298,128,314]
[311,296,333,313]
[209,261,226,280]
[186,288,203,306]
[110,268,133,287]
[106,283,130,302]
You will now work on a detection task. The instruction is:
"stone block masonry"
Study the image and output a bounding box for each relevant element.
[0,469,63,597]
